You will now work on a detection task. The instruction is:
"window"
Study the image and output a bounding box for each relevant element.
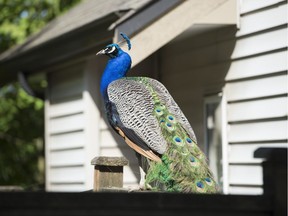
[204,93,223,190]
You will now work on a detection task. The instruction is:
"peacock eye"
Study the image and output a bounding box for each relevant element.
[105,47,112,52]
[105,46,116,54]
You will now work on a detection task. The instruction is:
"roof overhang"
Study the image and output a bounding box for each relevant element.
[0,0,237,86]
[0,13,118,86]
[115,0,237,67]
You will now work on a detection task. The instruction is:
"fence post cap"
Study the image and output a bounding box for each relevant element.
[254,147,287,161]
[91,156,129,166]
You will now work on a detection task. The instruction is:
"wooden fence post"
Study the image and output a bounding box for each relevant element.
[254,147,287,216]
[91,156,129,191]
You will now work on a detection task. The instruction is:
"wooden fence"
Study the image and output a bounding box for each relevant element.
[0,148,286,216]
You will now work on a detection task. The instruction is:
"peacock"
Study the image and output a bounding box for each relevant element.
[97,33,218,193]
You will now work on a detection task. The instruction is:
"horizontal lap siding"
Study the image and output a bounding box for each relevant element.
[225,1,288,194]
[227,97,287,121]
[228,120,287,143]
[237,4,287,36]
[226,50,287,80]
[229,143,288,163]
[240,0,285,14]
[161,26,237,148]
[46,65,87,191]
[226,74,287,101]
[99,117,139,188]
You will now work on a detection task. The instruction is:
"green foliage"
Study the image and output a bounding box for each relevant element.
[0,83,44,188]
[0,0,80,53]
[0,0,81,189]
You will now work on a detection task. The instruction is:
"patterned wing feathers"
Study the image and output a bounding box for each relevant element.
[108,78,167,154]
[116,127,161,162]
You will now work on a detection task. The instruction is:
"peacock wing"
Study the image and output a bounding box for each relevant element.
[107,77,168,160]
[144,78,197,143]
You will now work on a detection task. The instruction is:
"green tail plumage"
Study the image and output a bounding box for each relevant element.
[142,78,218,193]
[99,35,217,193]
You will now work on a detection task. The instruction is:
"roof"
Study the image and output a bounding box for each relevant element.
[0,0,236,86]
[0,0,151,62]
[0,0,154,86]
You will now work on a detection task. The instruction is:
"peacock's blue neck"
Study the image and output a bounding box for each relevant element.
[100,51,132,100]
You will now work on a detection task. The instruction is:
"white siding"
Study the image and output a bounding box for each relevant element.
[237,4,287,36]
[229,143,288,163]
[227,97,287,121]
[226,74,287,101]
[160,26,237,147]
[99,121,140,188]
[45,58,105,191]
[226,51,287,80]
[45,64,87,191]
[45,56,143,191]
[224,0,288,194]
[228,120,287,143]
[240,0,285,14]
[231,28,287,59]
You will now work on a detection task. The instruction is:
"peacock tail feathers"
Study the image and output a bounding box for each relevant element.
[108,76,218,193]
[98,34,218,193]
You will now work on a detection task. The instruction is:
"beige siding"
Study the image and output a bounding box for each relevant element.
[99,124,140,188]
[224,0,288,194]
[231,28,287,59]
[226,75,287,101]
[226,50,287,80]
[229,143,288,163]
[160,26,237,147]
[228,120,287,142]
[46,64,87,191]
[46,55,143,191]
[240,0,284,14]
[237,3,287,36]
[227,97,287,121]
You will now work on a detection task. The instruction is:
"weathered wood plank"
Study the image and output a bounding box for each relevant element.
[91,157,128,191]
[0,192,272,216]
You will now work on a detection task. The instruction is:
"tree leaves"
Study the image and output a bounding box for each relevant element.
[0,0,81,189]
[0,0,81,53]
[0,83,44,187]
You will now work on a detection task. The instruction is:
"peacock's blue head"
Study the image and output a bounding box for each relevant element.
[96,33,131,58]
[98,33,132,98]
[96,43,122,58]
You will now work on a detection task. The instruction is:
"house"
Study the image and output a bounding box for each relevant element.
[0,0,287,194]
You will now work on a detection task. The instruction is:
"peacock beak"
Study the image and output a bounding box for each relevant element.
[96,49,105,55]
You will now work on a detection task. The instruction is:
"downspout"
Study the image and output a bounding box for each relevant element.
[17,71,44,100]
